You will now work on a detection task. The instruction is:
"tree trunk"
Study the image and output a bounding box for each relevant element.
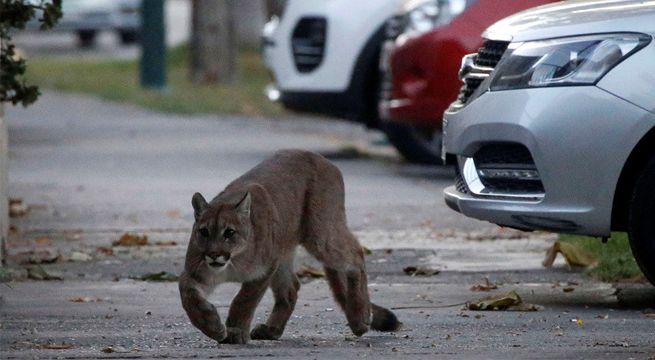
[265,0,286,18]
[0,104,7,267]
[190,0,237,84]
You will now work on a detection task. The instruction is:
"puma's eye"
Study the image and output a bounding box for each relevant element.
[223,228,235,239]
[198,227,210,238]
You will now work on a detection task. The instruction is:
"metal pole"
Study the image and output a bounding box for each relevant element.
[140,0,167,89]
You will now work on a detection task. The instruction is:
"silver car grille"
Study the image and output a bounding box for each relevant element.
[452,40,509,109]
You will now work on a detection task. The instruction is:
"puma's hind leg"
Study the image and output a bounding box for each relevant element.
[251,259,300,340]
[319,232,402,336]
[324,265,372,336]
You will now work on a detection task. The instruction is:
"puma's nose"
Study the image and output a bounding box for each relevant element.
[205,252,230,268]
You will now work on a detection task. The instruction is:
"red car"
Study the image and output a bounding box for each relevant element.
[379,0,560,164]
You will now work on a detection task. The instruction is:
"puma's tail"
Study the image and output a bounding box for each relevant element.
[371,303,402,332]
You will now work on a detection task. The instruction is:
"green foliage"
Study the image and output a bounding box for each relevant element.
[0,0,62,106]
[559,232,645,282]
[26,46,285,117]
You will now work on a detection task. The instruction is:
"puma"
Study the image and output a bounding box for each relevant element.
[179,149,401,344]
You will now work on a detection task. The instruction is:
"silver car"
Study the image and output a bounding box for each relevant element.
[27,0,141,47]
[442,0,655,284]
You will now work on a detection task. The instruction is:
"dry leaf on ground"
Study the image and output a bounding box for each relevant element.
[543,240,596,268]
[155,240,177,246]
[133,271,179,282]
[470,278,498,292]
[96,246,114,256]
[27,266,63,281]
[14,249,59,265]
[467,290,542,311]
[68,296,102,303]
[33,237,51,247]
[403,266,440,277]
[9,198,29,217]
[166,210,181,219]
[36,342,74,350]
[297,265,325,279]
[113,233,148,246]
[69,251,92,262]
[102,345,131,353]
[63,231,82,241]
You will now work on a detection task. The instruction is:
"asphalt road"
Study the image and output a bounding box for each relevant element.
[2,93,655,359]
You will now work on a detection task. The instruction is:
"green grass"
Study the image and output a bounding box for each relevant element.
[25,45,285,117]
[559,232,645,283]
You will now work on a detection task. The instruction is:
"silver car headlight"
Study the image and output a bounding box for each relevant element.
[490,33,651,91]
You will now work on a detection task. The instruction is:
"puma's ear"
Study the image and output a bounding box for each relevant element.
[191,192,208,221]
[236,191,251,220]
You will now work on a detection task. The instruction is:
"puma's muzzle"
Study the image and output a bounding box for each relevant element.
[205,253,231,268]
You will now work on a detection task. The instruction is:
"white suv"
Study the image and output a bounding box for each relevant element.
[442,0,655,284]
[262,0,405,127]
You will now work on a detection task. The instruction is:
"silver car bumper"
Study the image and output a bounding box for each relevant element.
[442,86,655,236]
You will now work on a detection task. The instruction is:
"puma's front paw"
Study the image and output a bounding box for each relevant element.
[349,322,370,337]
[220,327,249,344]
[250,324,282,340]
[203,320,228,342]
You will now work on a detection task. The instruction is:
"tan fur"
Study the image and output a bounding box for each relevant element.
[179,149,400,344]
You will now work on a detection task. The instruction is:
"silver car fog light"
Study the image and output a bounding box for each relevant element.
[460,157,544,200]
[477,169,541,181]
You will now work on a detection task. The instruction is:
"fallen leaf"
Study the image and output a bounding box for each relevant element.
[596,314,609,320]
[102,345,131,353]
[470,278,498,292]
[36,342,74,350]
[27,266,63,281]
[571,318,584,326]
[69,251,92,262]
[361,246,372,255]
[467,290,542,311]
[113,233,148,247]
[63,231,82,241]
[133,271,179,282]
[34,237,51,247]
[403,266,440,277]
[543,240,596,268]
[297,265,325,279]
[68,296,102,303]
[96,246,114,256]
[9,198,29,217]
[154,240,177,246]
[14,249,59,265]
[166,210,181,219]
[563,287,575,293]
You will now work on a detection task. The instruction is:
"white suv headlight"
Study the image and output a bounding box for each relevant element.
[490,33,651,91]
[402,0,468,37]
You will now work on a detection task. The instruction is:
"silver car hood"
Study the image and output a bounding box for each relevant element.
[484,0,655,42]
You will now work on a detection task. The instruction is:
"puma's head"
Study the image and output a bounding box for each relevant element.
[190,191,252,270]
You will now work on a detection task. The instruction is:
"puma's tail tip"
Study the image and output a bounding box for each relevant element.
[371,304,402,332]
